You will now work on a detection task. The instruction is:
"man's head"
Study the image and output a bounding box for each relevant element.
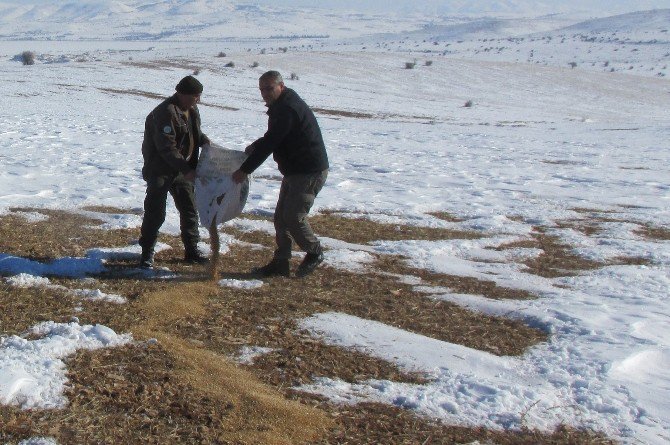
[258,70,285,106]
[175,75,203,110]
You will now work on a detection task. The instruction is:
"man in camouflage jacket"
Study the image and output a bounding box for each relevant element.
[138,75,210,268]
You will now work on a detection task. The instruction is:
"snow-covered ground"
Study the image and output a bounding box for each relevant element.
[1,2,670,444]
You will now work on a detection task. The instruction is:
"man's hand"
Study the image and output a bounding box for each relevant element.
[183,170,197,182]
[232,169,248,184]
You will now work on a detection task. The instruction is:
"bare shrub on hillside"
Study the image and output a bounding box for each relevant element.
[217,51,226,57]
[20,51,36,65]
[404,61,416,69]
[224,61,235,68]
[290,72,299,80]
[464,100,474,108]
[251,61,259,68]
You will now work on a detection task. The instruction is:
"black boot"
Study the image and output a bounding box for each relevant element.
[139,249,155,269]
[295,251,324,277]
[184,247,209,264]
[252,258,290,277]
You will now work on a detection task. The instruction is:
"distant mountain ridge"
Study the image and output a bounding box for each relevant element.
[0,0,668,41]
[559,8,670,33]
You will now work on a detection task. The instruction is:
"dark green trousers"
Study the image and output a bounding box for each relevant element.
[273,170,328,260]
[139,173,200,253]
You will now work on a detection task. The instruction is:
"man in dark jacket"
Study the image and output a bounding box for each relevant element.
[138,75,210,269]
[233,71,329,277]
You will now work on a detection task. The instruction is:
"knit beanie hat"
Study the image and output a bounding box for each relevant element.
[176,75,203,95]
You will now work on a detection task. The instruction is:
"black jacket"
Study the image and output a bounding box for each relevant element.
[241,88,328,176]
[141,95,208,179]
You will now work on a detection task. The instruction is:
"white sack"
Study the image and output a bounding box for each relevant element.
[195,143,250,227]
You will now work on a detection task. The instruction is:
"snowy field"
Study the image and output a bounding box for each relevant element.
[1,2,670,444]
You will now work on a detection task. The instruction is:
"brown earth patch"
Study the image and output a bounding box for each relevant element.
[312,107,437,123]
[569,208,619,215]
[98,87,165,101]
[427,211,465,222]
[121,59,202,72]
[619,166,650,170]
[312,107,375,119]
[98,87,239,111]
[635,224,670,241]
[541,159,583,165]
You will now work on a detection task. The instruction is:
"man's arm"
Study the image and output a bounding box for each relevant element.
[239,108,294,174]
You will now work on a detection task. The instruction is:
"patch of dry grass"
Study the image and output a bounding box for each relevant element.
[121,59,202,72]
[98,87,239,111]
[0,283,76,335]
[1,208,139,260]
[0,208,621,444]
[312,212,481,244]
[303,400,615,445]
[513,227,649,278]
[514,229,604,278]
[427,211,465,222]
[311,107,436,123]
[635,224,670,241]
[0,343,327,445]
[375,253,537,298]
[79,205,142,215]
